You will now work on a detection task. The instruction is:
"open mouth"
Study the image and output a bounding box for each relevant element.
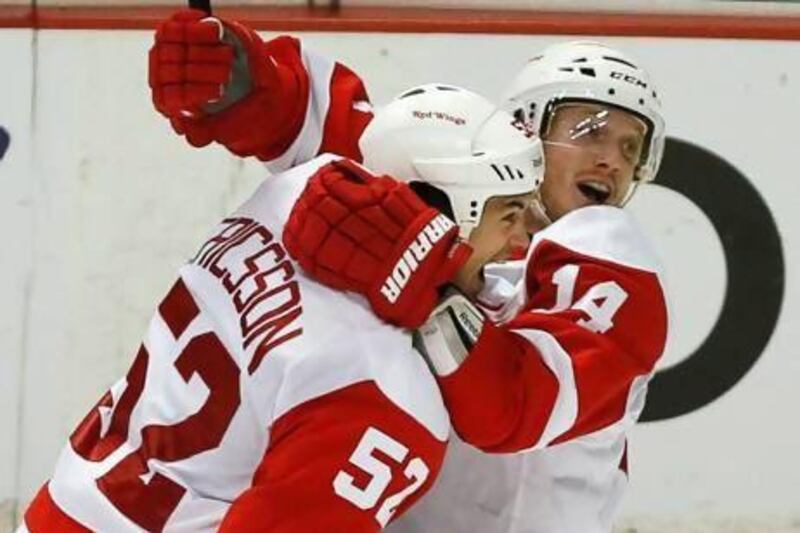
[577,181,612,205]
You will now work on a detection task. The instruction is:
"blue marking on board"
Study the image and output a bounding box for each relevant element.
[0,127,9,160]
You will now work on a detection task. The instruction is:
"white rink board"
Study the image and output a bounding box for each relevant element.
[1,28,798,532]
[0,28,33,533]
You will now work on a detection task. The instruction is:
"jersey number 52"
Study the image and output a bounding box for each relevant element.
[333,427,430,527]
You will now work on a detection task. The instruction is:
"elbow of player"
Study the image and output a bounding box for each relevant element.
[444,387,530,453]
[442,363,559,453]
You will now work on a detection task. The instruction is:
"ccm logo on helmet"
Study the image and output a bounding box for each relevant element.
[610,71,648,89]
[381,214,456,303]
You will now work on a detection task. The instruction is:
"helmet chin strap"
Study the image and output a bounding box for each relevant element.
[528,192,553,230]
[618,180,640,208]
[458,220,477,241]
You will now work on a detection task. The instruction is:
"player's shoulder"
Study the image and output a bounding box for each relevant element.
[532,205,663,276]
[243,153,343,220]
[272,286,450,441]
[270,152,343,185]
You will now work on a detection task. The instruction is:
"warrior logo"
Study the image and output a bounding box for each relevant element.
[381,214,455,303]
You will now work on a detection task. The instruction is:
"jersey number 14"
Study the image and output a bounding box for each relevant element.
[547,264,629,333]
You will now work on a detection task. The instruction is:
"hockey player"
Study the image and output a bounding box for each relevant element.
[147,10,669,532]
[286,82,669,533]
[17,87,545,532]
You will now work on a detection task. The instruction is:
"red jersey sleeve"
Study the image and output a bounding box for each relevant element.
[245,36,372,169]
[438,207,669,453]
[220,381,447,532]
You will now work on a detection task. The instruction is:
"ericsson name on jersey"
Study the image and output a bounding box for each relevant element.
[21,155,449,533]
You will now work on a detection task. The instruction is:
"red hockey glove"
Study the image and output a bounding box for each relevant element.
[149,9,231,119]
[149,9,308,159]
[284,160,472,329]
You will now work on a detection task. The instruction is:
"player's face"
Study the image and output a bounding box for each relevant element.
[539,103,647,220]
[452,192,547,298]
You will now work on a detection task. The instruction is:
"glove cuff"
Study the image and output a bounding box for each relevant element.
[413,287,485,376]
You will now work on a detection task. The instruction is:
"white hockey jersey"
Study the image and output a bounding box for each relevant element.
[21,154,449,533]
[388,206,668,533]
[157,29,670,533]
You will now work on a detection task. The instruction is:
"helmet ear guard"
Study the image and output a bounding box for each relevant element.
[502,41,665,183]
[359,83,545,238]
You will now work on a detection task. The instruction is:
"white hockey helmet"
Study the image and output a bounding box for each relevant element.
[502,41,665,182]
[359,84,545,238]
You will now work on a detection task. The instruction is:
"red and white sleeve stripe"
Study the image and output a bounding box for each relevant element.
[438,207,669,453]
[263,39,372,174]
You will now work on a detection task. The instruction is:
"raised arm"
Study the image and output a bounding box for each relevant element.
[149,9,373,171]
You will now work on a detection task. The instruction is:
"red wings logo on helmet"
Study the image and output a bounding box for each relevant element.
[412,110,466,126]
